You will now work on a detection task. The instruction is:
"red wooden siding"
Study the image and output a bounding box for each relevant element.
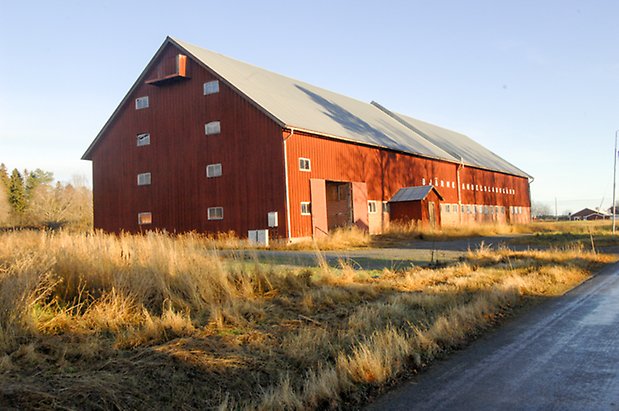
[90,44,287,237]
[285,130,530,238]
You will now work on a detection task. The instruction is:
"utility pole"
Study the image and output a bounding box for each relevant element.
[613,130,618,235]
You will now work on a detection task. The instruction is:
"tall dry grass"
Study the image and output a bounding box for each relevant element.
[0,230,615,410]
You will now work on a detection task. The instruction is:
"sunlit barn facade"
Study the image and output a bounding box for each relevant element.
[83,37,532,240]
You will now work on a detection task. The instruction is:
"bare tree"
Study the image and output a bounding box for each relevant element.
[27,181,92,229]
[531,201,552,218]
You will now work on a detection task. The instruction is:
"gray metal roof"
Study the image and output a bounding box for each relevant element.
[372,102,530,178]
[171,38,530,178]
[84,36,531,179]
[389,185,442,202]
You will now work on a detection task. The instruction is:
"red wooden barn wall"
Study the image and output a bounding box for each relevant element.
[285,130,530,238]
[90,44,287,237]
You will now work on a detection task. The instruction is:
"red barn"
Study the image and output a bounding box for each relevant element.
[82,37,532,240]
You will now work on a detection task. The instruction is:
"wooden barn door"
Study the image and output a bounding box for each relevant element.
[310,179,328,238]
[351,182,369,231]
[428,201,436,227]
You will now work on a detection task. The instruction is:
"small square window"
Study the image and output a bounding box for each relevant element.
[299,157,311,171]
[137,172,151,186]
[138,212,152,225]
[383,201,390,213]
[136,133,150,146]
[135,96,149,110]
[301,202,311,215]
[368,200,377,214]
[445,204,451,213]
[203,80,220,95]
[206,163,222,178]
[205,121,221,135]
[208,207,224,220]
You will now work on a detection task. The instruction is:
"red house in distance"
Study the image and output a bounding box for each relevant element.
[82,37,532,240]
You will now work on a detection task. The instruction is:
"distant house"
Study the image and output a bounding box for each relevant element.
[570,208,610,221]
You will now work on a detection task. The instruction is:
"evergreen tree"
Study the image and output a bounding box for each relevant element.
[24,168,54,201]
[8,169,26,214]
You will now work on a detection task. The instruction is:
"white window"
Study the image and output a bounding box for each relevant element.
[206,163,222,178]
[205,121,221,135]
[467,205,471,214]
[299,157,311,171]
[268,211,278,227]
[445,204,451,213]
[203,80,220,95]
[138,212,152,225]
[301,202,311,215]
[208,207,224,220]
[368,200,377,214]
[137,172,151,186]
[135,96,149,110]
[136,133,150,146]
[383,201,390,213]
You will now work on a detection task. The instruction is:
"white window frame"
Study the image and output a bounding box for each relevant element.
[206,163,222,178]
[137,212,152,225]
[137,172,151,186]
[383,201,390,213]
[368,200,377,214]
[136,132,150,147]
[203,80,220,95]
[205,121,221,135]
[208,207,224,220]
[299,157,311,172]
[135,96,149,110]
[300,202,311,215]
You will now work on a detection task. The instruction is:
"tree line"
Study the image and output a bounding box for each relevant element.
[0,164,92,230]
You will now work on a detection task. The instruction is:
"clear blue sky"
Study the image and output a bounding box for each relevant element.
[1,0,618,214]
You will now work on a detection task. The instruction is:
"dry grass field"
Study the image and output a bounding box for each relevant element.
[0,229,615,410]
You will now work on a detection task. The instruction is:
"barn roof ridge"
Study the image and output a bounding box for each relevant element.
[170,37,529,178]
[83,36,530,179]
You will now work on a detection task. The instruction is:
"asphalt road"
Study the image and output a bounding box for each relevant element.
[226,236,526,270]
[367,261,619,411]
